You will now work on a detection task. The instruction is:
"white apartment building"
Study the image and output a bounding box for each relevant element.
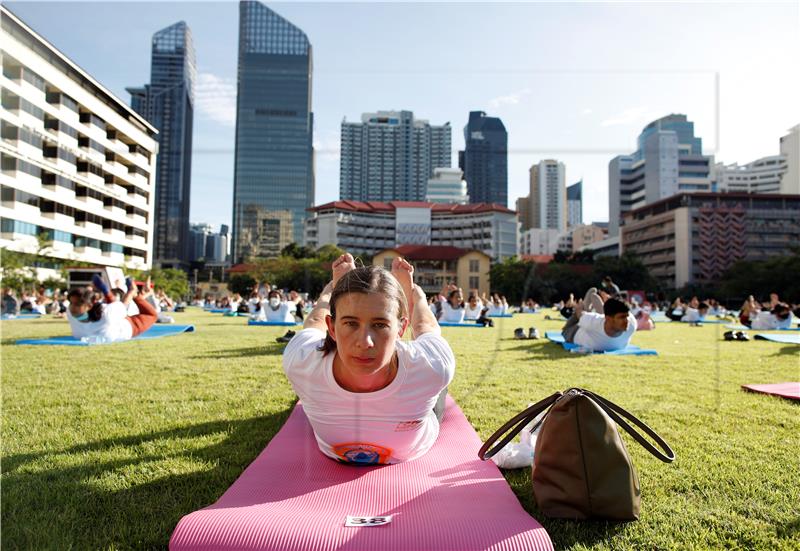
[306,200,517,261]
[715,155,788,194]
[529,159,566,232]
[1,6,158,274]
[426,167,468,204]
[779,125,799,194]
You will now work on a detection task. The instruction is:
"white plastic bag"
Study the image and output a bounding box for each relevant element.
[490,423,537,470]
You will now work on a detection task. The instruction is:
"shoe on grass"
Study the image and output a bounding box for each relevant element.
[736,331,750,341]
[514,328,526,340]
[528,327,539,339]
[723,330,735,341]
[276,330,296,343]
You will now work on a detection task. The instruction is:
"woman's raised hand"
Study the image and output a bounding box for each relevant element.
[331,253,357,287]
[391,257,415,301]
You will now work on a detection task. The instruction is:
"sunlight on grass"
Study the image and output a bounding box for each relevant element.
[2,309,798,549]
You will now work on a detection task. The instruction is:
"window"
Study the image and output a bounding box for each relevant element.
[469,259,480,273]
[469,276,480,290]
[384,257,393,270]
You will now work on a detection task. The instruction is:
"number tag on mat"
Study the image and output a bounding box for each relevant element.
[345,515,393,527]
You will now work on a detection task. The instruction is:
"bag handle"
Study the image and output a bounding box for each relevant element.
[478,392,562,460]
[583,390,676,463]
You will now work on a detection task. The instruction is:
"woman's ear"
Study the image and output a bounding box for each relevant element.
[325,314,336,341]
[398,317,409,338]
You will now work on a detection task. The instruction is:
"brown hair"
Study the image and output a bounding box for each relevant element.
[318,266,409,356]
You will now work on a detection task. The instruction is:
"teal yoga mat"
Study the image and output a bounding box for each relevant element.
[544,331,657,355]
[753,333,800,344]
[16,325,195,346]
[248,320,300,326]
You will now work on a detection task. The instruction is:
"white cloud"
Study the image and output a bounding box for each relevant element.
[600,106,661,127]
[488,88,531,109]
[582,108,593,115]
[314,131,341,162]
[195,72,237,127]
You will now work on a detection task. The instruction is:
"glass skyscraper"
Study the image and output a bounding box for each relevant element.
[459,111,508,206]
[127,21,195,268]
[232,1,314,262]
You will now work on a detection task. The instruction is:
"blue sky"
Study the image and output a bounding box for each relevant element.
[7,1,799,230]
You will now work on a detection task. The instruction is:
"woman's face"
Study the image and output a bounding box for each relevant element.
[326,292,407,376]
[449,291,462,307]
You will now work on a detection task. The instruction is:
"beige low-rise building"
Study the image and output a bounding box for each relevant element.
[373,244,491,296]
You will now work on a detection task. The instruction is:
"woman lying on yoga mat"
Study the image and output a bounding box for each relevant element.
[66,275,158,343]
[282,254,455,465]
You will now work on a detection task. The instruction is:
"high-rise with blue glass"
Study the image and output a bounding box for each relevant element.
[232,1,314,262]
[608,114,712,236]
[127,21,195,268]
[459,111,508,206]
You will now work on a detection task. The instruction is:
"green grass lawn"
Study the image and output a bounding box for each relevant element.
[2,309,799,550]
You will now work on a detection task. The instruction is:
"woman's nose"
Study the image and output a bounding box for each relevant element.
[356,328,374,348]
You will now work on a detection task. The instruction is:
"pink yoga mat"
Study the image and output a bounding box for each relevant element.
[742,382,800,401]
[170,397,553,550]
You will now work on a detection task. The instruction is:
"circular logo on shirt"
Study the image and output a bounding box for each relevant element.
[333,443,393,465]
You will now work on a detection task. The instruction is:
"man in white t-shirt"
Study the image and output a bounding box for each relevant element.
[283,254,455,465]
[750,303,793,330]
[562,292,637,352]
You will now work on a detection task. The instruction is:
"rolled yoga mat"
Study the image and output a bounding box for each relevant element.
[742,383,800,401]
[16,325,195,346]
[169,397,553,551]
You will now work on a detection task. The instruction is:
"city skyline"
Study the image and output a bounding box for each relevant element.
[7,1,798,232]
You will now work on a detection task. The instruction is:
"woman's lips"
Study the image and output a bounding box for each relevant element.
[352,356,375,364]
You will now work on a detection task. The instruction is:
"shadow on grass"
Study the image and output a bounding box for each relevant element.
[769,344,800,357]
[191,344,286,359]
[502,469,627,548]
[1,405,294,549]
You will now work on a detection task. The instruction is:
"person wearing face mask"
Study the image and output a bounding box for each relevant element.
[257,290,295,323]
[66,274,158,343]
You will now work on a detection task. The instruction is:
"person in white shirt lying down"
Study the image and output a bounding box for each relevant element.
[254,290,296,323]
[561,289,637,352]
[750,303,793,330]
[282,254,456,465]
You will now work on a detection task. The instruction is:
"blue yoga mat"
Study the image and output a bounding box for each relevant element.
[726,324,800,331]
[16,325,195,346]
[439,321,486,328]
[487,314,514,318]
[1,313,42,320]
[207,308,232,314]
[754,333,800,344]
[247,320,300,326]
[544,330,657,355]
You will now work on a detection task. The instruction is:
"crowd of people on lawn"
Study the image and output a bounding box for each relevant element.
[4,252,797,465]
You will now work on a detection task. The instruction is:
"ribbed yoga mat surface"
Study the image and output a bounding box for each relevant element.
[170,397,552,551]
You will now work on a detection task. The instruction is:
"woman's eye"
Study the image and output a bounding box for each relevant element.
[373,323,389,329]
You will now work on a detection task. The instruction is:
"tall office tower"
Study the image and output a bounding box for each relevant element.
[232,1,314,262]
[608,114,712,236]
[567,180,582,227]
[459,111,507,206]
[515,196,531,232]
[339,110,451,201]
[127,21,195,268]
[528,160,566,231]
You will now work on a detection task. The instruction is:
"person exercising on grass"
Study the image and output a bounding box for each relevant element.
[282,253,455,465]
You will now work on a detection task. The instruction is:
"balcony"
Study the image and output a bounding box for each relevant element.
[76,195,104,211]
[75,220,103,235]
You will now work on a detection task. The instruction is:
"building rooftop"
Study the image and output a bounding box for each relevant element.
[309,200,515,215]
[383,244,485,261]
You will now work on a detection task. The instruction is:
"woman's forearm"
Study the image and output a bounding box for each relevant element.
[304,282,334,330]
[410,285,440,338]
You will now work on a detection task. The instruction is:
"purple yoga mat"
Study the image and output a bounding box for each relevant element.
[742,382,800,401]
[170,397,552,551]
